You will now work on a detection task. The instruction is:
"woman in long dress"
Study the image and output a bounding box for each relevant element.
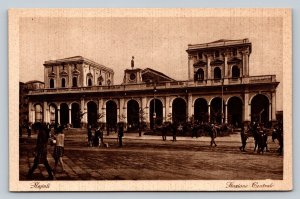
[53,126,65,173]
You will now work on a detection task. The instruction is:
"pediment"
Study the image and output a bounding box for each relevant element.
[48,71,56,77]
[72,69,80,76]
[60,70,68,77]
[210,59,224,66]
[141,68,175,83]
[193,60,207,67]
[227,57,242,64]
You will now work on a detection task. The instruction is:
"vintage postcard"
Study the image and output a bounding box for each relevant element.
[9,8,292,191]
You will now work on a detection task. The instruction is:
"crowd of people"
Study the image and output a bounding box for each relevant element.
[22,119,283,180]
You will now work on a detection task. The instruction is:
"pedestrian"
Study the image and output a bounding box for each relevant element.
[192,123,198,138]
[161,123,167,141]
[27,122,54,180]
[94,125,101,147]
[209,124,217,147]
[172,123,177,142]
[118,123,124,147]
[27,123,32,138]
[87,125,92,147]
[239,123,247,152]
[52,125,65,173]
[99,125,105,147]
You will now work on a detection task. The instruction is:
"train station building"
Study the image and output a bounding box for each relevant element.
[24,38,280,130]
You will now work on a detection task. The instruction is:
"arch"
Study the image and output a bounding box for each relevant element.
[149,99,163,129]
[147,97,165,109]
[194,98,208,123]
[88,78,93,86]
[250,94,270,124]
[194,68,205,81]
[61,78,66,88]
[210,97,225,124]
[232,65,240,79]
[170,96,187,106]
[106,100,118,130]
[71,103,81,128]
[87,101,98,127]
[127,99,140,131]
[60,103,69,126]
[49,103,58,124]
[214,67,221,79]
[172,98,187,124]
[34,104,43,123]
[227,96,243,127]
[50,79,54,88]
[72,76,78,87]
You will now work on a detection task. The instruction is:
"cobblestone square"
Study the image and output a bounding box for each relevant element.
[19,131,283,181]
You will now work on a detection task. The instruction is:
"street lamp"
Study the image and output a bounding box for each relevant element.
[221,78,224,124]
[153,82,157,129]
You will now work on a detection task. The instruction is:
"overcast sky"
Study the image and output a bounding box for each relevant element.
[19,16,283,110]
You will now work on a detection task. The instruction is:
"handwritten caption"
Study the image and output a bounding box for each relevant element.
[226,181,274,189]
[30,182,51,190]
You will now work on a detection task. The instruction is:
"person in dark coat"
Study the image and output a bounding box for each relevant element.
[209,124,217,147]
[172,123,177,142]
[118,123,124,147]
[161,123,167,141]
[27,123,32,137]
[87,125,92,147]
[94,125,101,147]
[27,122,53,180]
[239,123,247,152]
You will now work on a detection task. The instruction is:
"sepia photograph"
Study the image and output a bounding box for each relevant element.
[9,8,292,191]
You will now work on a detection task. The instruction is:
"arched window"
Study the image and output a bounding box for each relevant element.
[35,104,43,122]
[88,78,92,86]
[214,67,221,79]
[61,78,66,88]
[72,77,78,87]
[194,68,204,81]
[232,65,240,79]
[50,79,54,88]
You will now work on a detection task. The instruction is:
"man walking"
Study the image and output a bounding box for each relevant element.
[118,123,124,147]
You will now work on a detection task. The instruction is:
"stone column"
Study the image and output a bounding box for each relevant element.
[208,104,211,123]
[80,98,87,127]
[165,96,171,122]
[141,97,148,125]
[207,55,211,80]
[56,66,60,88]
[118,98,124,123]
[68,107,72,124]
[57,108,61,124]
[242,50,250,77]
[188,55,194,81]
[43,101,47,123]
[187,94,193,121]
[98,99,104,123]
[28,102,33,123]
[123,100,127,125]
[244,93,250,122]
[271,92,276,121]
[225,104,228,124]
[68,64,72,87]
[224,53,229,78]
[269,102,272,122]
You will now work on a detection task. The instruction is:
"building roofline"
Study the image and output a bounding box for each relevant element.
[25,80,45,84]
[186,38,251,52]
[142,68,176,81]
[43,56,114,73]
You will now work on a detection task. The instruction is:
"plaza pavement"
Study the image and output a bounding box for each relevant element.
[19,130,283,181]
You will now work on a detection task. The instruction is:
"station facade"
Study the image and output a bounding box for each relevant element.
[26,39,279,130]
